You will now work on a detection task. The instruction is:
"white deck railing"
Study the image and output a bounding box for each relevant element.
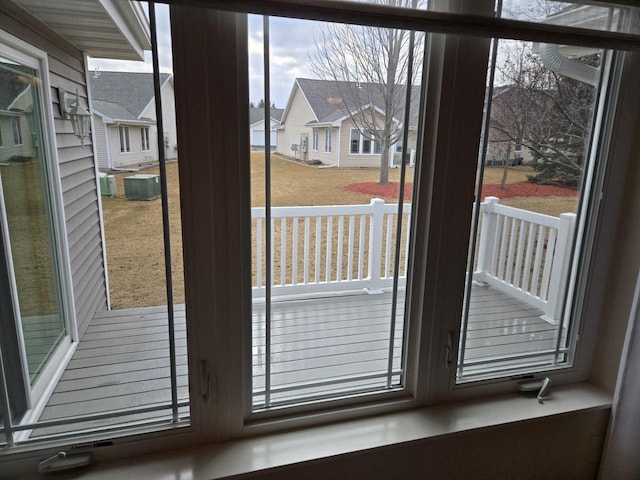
[252,199,411,297]
[252,196,575,324]
[473,196,576,324]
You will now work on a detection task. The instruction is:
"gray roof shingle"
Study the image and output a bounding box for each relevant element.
[249,107,284,126]
[295,78,421,128]
[90,71,171,120]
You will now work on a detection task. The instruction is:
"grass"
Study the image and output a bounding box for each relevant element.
[101,153,576,308]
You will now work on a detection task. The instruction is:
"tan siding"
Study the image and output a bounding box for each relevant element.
[276,85,317,161]
[0,7,108,338]
[339,118,381,168]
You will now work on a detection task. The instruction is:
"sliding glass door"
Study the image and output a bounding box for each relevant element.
[0,54,66,420]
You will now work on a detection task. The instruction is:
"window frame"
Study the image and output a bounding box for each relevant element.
[3,0,640,471]
[141,126,150,151]
[324,127,331,152]
[119,125,130,153]
[349,128,380,155]
[311,127,318,151]
[11,117,22,145]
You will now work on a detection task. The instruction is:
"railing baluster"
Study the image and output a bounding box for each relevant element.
[385,213,393,279]
[531,225,545,297]
[358,215,365,280]
[347,216,355,281]
[326,216,333,282]
[540,227,557,301]
[315,216,321,284]
[337,216,344,282]
[304,216,310,284]
[403,213,410,276]
[281,217,287,286]
[497,215,509,280]
[292,217,298,285]
[256,219,262,288]
[514,219,525,289]
[522,222,535,292]
[506,216,517,284]
[270,217,275,286]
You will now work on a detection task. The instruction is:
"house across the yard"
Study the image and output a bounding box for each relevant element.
[276,78,417,168]
[90,71,177,170]
[250,106,283,150]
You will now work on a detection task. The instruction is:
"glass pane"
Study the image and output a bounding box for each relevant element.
[457,37,604,381]
[250,14,422,410]
[0,60,65,385]
[0,1,189,445]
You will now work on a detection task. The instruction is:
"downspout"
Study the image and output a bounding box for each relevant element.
[533,43,599,87]
[336,124,341,167]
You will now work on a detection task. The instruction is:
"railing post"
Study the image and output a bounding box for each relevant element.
[475,196,500,282]
[366,198,385,294]
[544,213,577,324]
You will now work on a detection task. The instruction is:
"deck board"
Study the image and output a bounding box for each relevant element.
[31,284,561,438]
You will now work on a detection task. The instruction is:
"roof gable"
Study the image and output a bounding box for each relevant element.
[249,107,284,126]
[90,71,171,120]
[294,78,421,128]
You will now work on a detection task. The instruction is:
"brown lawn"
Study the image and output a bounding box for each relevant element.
[102,154,577,308]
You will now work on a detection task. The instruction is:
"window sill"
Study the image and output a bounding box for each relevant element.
[42,383,611,479]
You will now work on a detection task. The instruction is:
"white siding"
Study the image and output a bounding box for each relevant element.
[139,78,178,160]
[93,114,111,170]
[108,124,157,168]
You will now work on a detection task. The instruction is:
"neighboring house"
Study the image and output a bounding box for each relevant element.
[0,0,149,429]
[0,72,37,162]
[249,107,283,150]
[276,78,418,168]
[90,71,177,170]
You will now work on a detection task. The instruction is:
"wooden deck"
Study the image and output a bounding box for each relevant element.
[31,284,559,437]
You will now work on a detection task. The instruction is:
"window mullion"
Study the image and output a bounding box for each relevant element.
[169,5,250,441]
[416,1,494,405]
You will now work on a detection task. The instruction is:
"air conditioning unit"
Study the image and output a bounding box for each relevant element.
[123,174,160,200]
[98,172,117,197]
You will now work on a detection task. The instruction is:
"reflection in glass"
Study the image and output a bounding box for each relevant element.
[0,60,65,384]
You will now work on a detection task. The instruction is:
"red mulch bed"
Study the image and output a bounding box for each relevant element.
[345,181,578,201]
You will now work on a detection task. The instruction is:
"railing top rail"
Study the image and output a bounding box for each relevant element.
[491,202,562,228]
[251,201,411,219]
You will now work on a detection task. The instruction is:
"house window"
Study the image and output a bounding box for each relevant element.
[312,127,318,151]
[141,126,150,151]
[349,128,359,153]
[349,128,380,155]
[119,126,130,152]
[11,117,22,145]
[325,128,331,153]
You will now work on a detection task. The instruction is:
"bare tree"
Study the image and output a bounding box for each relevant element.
[489,41,599,188]
[308,0,424,185]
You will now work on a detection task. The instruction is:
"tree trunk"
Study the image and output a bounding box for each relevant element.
[500,146,511,189]
[379,145,390,185]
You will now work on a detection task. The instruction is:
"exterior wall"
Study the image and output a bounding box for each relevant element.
[338,117,383,168]
[0,4,108,336]
[390,130,418,167]
[108,124,157,168]
[140,79,178,160]
[93,114,111,170]
[276,85,318,161]
[250,118,279,149]
[308,126,338,165]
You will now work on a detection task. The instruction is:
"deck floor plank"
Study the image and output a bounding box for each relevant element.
[31,284,560,438]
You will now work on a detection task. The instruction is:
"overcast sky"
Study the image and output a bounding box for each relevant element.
[88,2,573,108]
[89,5,323,108]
